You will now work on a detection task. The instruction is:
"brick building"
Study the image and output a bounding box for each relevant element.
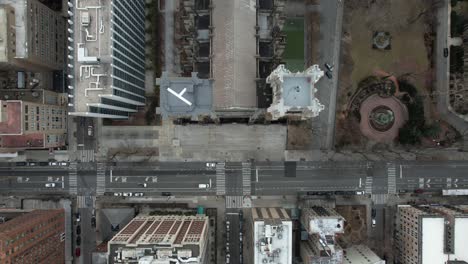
[0,209,65,264]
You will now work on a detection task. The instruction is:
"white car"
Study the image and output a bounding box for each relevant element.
[199,183,209,189]
[134,193,144,197]
[49,162,58,166]
[45,183,56,188]
[60,162,68,166]
[114,192,123,196]
[123,192,133,197]
[87,125,93,136]
[372,218,376,227]
[356,191,365,195]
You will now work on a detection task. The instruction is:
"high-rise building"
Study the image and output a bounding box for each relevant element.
[0,209,65,264]
[251,208,293,264]
[0,0,65,71]
[0,90,67,151]
[68,0,146,119]
[395,205,468,264]
[108,214,209,264]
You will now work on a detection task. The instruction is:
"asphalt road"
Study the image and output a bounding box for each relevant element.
[2,161,468,196]
[313,0,344,150]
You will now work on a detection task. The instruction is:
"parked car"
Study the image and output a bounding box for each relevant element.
[60,162,68,166]
[325,63,334,71]
[356,191,365,195]
[91,216,96,228]
[114,192,123,196]
[162,192,172,196]
[206,162,216,168]
[372,218,376,228]
[76,236,81,246]
[16,162,27,166]
[123,192,133,197]
[134,192,144,197]
[444,48,449,58]
[27,162,37,166]
[75,247,81,257]
[198,183,209,189]
[76,213,81,222]
[49,161,58,166]
[76,225,81,235]
[325,70,333,79]
[45,183,56,188]
[39,162,48,166]
[87,125,93,136]
[371,209,376,218]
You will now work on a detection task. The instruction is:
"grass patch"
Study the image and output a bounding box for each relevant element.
[283,18,305,72]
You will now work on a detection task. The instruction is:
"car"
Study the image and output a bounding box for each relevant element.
[134,192,144,197]
[39,162,48,166]
[45,183,56,188]
[76,225,81,235]
[414,189,424,194]
[76,236,81,246]
[15,162,27,166]
[198,183,209,189]
[162,192,172,196]
[371,209,376,218]
[139,183,148,188]
[27,162,37,166]
[444,48,449,58]
[114,192,123,196]
[49,161,58,166]
[371,218,376,228]
[226,242,230,252]
[75,247,81,257]
[91,216,96,227]
[111,224,120,231]
[123,192,133,197]
[325,63,334,72]
[60,162,68,166]
[76,213,81,222]
[87,125,93,136]
[325,70,333,79]
[356,191,365,195]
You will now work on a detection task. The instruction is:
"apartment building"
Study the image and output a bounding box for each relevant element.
[0,90,67,150]
[0,0,65,71]
[108,214,209,264]
[395,205,468,264]
[68,0,146,119]
[0,209,65,264]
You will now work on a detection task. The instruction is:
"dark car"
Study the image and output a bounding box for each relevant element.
[75,247,81,257]
[76,225,81,235]
[371,208,376,218]
[15,162,27,166]
[91,216,96,228]
[444,48,449,58]
[39,162,48,166]
[325,71,333,79]
[162,192,172,196]
[76,236,81,246]
[325,63,334,72]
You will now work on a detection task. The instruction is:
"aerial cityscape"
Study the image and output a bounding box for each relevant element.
[0,0,468,263]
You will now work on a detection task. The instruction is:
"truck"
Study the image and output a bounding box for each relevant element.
[442,189,468,196]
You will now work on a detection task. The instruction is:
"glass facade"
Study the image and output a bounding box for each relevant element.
[99,0,146,117]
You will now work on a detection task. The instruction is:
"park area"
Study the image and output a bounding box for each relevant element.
[283,18,305,72]
[335,0,445,148]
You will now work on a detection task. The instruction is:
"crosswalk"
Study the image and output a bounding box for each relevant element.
[372,194,388,205]
[96,162,106,196]
[78,149,95,162]
[216,162,226,195]
[365,176,373,194]
[387,163,397,194]
[68,162,78,195]
[225,196,244,209]
[242,162,251,195]
[77,195,96,208]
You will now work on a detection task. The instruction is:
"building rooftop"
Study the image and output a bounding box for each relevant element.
[158,72,213,119]
[0,101,22,134]
[252,208,293,264]
[212,0,257,110]
[302,207,345,235]
[267,64,324,120]
[343,245,385,264]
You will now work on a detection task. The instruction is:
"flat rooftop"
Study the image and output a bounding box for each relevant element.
[158,72,212,119]
[212,0,257,109]
[70,0,112,114]
[0,101,22,134]
[110,215,208,246]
